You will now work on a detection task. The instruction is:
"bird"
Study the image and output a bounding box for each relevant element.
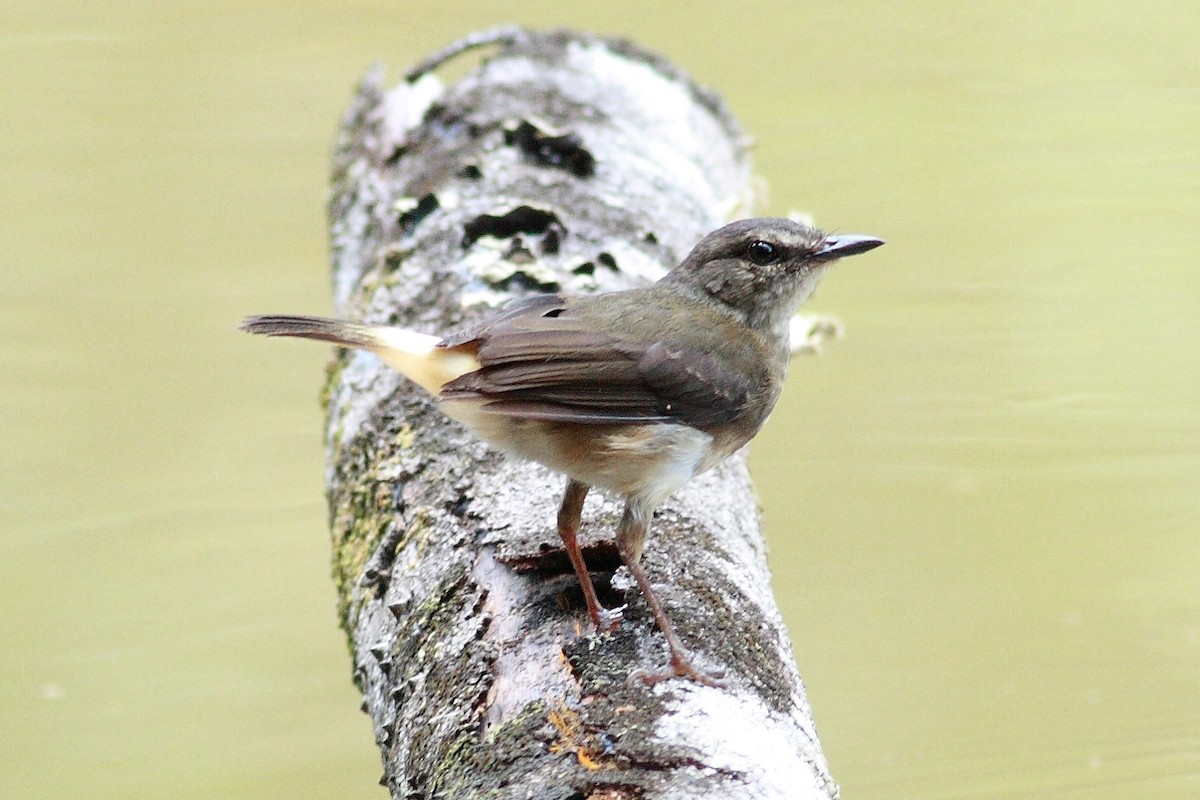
[241,217,883,685]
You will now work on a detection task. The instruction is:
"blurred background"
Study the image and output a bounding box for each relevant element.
[3,2,1197,798]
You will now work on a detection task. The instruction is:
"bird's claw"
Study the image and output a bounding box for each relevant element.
[593,605,626,633]
[627,656,726,688]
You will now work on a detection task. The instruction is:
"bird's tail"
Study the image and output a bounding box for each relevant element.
[240,314,478,395]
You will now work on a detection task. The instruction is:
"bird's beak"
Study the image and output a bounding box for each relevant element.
[812,234,885,262]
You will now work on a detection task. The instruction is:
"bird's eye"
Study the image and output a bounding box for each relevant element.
[745,240,779,265]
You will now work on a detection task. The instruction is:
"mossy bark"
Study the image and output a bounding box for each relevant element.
[322,28,838,800]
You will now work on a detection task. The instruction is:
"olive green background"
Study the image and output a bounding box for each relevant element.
[3,2,1197,798]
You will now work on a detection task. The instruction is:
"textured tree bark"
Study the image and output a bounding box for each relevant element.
[322,28,839,800]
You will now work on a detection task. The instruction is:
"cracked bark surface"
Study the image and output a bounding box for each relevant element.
[319,27,838,800]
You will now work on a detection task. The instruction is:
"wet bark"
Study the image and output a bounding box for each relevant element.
[322,28,838,800]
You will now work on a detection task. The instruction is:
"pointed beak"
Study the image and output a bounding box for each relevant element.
[812,234,885,262]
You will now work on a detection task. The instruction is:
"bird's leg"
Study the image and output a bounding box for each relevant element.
[617,501,725,687]
[557,479,623,632]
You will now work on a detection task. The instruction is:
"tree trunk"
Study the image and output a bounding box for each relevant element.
[322,27,838,800]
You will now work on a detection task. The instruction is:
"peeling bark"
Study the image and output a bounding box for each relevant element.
[321,28,838,800]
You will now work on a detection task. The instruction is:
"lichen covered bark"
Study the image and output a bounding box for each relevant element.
[321,28,838,800]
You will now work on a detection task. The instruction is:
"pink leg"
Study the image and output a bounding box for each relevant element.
[557,480,622,631]
[617,501,725,687]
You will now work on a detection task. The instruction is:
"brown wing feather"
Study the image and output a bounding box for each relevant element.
[439,297,751,428]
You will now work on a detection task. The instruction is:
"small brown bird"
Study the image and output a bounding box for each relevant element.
[242,217,882,685]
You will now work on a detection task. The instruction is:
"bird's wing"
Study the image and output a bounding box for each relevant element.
[438,297,750,428]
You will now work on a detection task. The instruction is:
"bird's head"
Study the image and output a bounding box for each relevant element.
[664,218,883,333]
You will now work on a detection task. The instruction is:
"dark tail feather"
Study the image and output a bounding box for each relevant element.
[239,314,378,349]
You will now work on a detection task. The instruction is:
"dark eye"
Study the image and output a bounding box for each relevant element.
[745,240,779,265]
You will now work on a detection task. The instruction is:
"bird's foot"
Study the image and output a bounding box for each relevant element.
[628,652,726,688]
[591,604,626,633]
